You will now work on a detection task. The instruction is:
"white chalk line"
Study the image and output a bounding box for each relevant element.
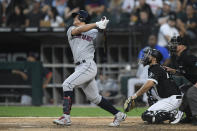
[0,116,140,119]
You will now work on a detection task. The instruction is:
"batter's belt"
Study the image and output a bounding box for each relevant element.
[75,60,86,65]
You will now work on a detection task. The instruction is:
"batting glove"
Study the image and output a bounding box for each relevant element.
[96,16,109,30]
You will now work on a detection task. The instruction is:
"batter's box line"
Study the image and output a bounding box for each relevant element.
[0,116,140,119]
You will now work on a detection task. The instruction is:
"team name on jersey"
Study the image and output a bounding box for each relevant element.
[73,34,93,42]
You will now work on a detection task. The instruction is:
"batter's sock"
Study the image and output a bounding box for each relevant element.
[98,97,119,115]
[63,91,73,115]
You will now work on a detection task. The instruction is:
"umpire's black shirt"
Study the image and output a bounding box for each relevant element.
[148,64,181,98]
[177,49,197,84]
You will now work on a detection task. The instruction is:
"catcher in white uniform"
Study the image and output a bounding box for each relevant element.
[124,48,183,124]
[53,10,126,127]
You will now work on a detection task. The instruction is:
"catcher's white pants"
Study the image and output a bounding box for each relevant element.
[62,60,102,104]
[148,95,182,112]
[128,78,147,103]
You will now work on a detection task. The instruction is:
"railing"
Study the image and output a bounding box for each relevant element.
[0,27,148,105]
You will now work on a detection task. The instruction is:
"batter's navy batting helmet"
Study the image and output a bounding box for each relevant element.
[72,10,90,23]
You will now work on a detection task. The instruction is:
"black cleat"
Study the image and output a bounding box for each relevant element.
[179,117,192,124]
[192,116,197,126]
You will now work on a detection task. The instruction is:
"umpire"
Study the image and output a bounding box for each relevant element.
[166,36,197,125]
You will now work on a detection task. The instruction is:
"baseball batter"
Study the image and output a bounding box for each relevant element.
[53,10,126,127]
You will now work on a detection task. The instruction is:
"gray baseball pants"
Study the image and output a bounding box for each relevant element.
[62,60,102,104]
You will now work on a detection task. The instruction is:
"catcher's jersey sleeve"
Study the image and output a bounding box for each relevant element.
[148,68,159,85]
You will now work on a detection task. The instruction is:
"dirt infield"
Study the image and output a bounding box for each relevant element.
[0,117,196,131]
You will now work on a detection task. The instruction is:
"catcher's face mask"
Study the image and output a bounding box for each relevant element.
[139,47,152,66]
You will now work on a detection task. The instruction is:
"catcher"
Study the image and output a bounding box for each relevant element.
[124,48,183,124]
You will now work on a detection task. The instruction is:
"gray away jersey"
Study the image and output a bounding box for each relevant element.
[67,26,98,63]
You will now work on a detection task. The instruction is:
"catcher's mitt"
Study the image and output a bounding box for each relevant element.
[124,97,135,112]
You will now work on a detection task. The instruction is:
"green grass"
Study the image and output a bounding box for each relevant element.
[0,106,147,117]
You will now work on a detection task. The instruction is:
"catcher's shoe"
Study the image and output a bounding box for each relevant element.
[53,114,71,126]
[170,110,183,124]
[109,112,127,127]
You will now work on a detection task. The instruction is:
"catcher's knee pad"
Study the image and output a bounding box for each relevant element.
[62,82,73,92]
[88,95,102,105]
[141,110,155,123]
